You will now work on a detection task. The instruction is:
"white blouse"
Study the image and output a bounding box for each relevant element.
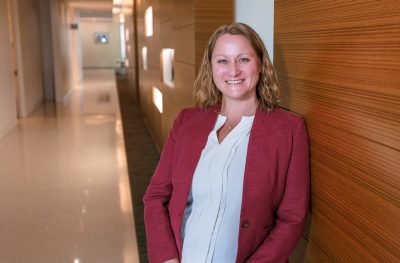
[181,114,255,263]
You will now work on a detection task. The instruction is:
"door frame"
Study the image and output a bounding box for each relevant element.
[7,0,24,117]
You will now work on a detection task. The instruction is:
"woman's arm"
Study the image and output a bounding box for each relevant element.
[247,118,311,263]
[143,110,185,263]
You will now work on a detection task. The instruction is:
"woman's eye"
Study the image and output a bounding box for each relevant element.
[239,57,250,63]
[217,59,228,64]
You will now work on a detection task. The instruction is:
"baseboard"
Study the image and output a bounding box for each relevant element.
[20,97,43,118]
[141,113,162,154]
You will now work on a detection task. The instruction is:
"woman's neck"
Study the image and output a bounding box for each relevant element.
[219,98,259,121]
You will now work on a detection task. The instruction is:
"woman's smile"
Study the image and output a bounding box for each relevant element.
[226,79,244,84]
[211,33,260,102]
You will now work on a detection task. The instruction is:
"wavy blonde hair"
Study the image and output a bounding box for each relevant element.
[194,23,280,112]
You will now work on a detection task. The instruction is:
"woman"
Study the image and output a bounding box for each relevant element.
[144,23,310,263]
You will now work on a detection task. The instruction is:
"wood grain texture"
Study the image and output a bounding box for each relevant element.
[124,10,138,103]
[274,1,400,262]
[136,0,232,148]
[194,0,233,72]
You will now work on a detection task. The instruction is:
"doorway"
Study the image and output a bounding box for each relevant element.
[6,0,22,117]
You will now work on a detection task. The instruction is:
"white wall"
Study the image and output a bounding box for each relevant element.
[67,8,83,85]
[38,0,55,101]
[80,17,121,68]
[0,0,17,140]
[50,0,74,102]
[235,0,274,61]
[17,0,44,116]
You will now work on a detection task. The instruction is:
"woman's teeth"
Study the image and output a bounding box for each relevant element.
[226,79,244,84]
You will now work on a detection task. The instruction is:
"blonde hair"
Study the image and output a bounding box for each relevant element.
[193,23,280,112]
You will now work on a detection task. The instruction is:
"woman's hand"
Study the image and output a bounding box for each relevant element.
[163,259,179,263]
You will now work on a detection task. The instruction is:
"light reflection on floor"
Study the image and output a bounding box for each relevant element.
[0,69,139,263]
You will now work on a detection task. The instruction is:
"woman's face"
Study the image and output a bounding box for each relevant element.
[211,33,260,102]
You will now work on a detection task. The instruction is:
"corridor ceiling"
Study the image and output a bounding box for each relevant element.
[67,0,113,17]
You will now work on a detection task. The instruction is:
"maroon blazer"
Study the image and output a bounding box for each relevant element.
[143,105,310,263]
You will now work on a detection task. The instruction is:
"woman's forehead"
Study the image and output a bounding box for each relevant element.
[212,34,257,55]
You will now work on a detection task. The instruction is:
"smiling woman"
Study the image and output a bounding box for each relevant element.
[144,23,310,263]
[211,34,260,106]
[194,23,280,114]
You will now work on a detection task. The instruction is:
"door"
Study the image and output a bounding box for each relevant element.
[7,0,21,117]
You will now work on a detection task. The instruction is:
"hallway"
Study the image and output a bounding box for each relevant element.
[0,69,140,262]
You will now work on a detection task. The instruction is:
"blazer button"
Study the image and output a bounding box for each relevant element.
[241,220,250,229]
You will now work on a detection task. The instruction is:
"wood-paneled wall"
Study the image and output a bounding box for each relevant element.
[274,1,400,261]
[135,0,232,149]
[124,7,138,103]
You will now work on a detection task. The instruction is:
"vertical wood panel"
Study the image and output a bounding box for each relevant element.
[194,0,233,72]
[136,0,232,148]
[274,1,400,261]
[124,7,138,103]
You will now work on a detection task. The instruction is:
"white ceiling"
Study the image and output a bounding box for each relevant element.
[67,0,113,17]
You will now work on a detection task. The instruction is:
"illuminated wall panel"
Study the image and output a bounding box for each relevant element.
[152,87,163,113]
[161,48,174,87]
[145,6,153,37]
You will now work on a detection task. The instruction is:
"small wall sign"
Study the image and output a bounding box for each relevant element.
[94,32,109,44]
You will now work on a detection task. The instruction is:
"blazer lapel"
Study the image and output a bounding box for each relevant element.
[240,109,270,213]
[174,106,219,251]
[176,106,219,191]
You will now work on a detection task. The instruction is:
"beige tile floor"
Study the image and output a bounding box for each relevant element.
[0,69,140,263]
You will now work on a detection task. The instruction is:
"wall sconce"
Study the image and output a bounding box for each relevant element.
[161,48,174,87]
[142,46,148,70]
[125,28,129,42]
[145,6,153,37]
[152,87,163,113]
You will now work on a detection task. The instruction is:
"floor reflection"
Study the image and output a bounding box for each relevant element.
[0,69,139,262]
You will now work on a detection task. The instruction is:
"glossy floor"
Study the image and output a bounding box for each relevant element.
[0,69,139,263]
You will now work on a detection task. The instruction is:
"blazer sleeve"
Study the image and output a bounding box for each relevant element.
[247,118,311,263]
[143,110,185,263]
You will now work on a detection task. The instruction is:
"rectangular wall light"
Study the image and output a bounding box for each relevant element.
[161,48,174,87]
[125,28,129,42]
[145,6,153,37]
[152,87,163,113]
[142,46,148,70]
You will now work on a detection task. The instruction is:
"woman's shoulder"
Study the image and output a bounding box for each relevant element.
[177,105,218,120]
[179,106,204,115]
[270,107,303,120]
[170,106,218,137]
[261,107,305,130]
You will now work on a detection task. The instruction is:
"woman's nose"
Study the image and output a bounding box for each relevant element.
[228,62,240,76]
